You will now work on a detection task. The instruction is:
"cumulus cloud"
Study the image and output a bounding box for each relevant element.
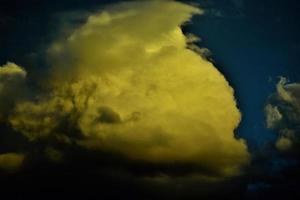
[0,153,25,172]
[265,104,282,129]
[0,62,27,121]
[275,137,292,152]
[265,77,300,152]
[1,0,249,178]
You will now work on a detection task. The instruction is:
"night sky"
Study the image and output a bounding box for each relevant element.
[1,0,300,199]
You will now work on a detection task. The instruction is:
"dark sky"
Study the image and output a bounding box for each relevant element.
[1,0,300,199]
[190,0,300,150]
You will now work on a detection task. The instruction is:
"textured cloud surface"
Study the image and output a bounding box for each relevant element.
[1,1,249,178]
[265,78,300,152]
[0,62,27,121]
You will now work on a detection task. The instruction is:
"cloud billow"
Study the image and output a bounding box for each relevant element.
[0,0,249,180]
[265,78,300,153]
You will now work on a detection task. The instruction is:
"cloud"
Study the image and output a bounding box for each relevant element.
[275,137,292,152]
[0,62,27,121]
[265,77,300,152]
[265,104,282,129]
[0,153,25,172]
[1,0,249,179]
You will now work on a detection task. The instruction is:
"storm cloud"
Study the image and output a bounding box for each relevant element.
[0,0,249,180]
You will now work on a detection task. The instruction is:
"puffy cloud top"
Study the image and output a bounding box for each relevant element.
[0,62,27,121]
[1,1,249,178]
[265,78,300,152]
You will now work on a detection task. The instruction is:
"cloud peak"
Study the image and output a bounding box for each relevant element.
[1,0,249,179]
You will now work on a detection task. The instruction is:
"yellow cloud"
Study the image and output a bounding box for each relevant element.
[9,1,249,178]
[44,147,64,163]
[265,77,300,152]
[265,104,282,129]
[0,62,27,121]
[275,137,292,152]
[0,62,26,77]
[0,153,25,172]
